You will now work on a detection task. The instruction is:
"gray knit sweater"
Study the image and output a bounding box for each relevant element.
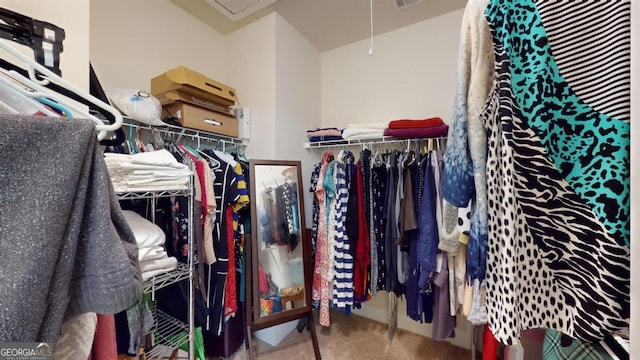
[0,115,143,344]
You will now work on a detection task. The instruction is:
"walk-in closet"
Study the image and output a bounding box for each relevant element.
[0,1,635,359]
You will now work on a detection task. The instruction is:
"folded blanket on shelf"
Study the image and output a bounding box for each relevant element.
[122,210,166,248]
[138,245,168,262]
[342,128,385,140]
[308,135,345,142]
[104,149,189,169]
[142,260,179,281]
[105,153,192,192]
[388,117,444,129]
[140,256,178,273]
[105,164,193,175]
[383,123,449,139]
[106,152,192,192]
[305,127,343,138]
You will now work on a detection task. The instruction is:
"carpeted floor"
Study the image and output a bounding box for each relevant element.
[228,310,471,360]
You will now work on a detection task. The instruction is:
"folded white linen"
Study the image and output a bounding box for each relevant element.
[120,178,190,186]
[113,184,190,193]
[121,210,166,248]
[121,169,193,176]
[130,149,188,169]
[138,245,167,262]
[140,256,178,273]
[104,149,188,169]
[140,257,178,281]
[106,162,192,173]
[342,128,385,140]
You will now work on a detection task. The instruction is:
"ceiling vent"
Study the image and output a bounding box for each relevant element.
[205,0,278,22]
[393,0,426,10]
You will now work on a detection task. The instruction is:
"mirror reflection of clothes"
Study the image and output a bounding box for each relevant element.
[259,182,299,252]
[259,190,275,246]
[258,263,282,316]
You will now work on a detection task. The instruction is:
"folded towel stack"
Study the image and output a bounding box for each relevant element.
[122,210,178,281]
[104,149,193,192]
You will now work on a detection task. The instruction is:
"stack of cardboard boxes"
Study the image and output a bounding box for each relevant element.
[151,66,239,138]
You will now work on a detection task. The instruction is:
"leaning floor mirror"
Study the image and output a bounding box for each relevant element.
[245,159,320,360]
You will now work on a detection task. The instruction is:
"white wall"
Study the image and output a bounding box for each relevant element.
[225,14,278,160]
[274,13,321,227]
[321,9,463,128]
[319,8,471,350]
[0,0,90,90]
[89,0,226,91]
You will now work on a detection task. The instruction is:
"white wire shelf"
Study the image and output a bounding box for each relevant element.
[304,135,447,149]
[115,188,190,200]
[123,117,246,147]
[146,310,191,359]
[144,262,191,294]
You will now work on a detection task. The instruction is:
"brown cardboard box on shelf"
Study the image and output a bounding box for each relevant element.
[151,66,238,107]
[164,102,239,138]
[156,90,233,116]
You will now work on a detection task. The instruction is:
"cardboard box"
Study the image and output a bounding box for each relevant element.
[164,102,239,138]
[156,89,233,116]
[151,66,238,107]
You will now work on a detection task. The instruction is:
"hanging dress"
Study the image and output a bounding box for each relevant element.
[312,152,333,326]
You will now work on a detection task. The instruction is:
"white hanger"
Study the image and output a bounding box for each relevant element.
[0,71,59,116]
[4,69,115,140]
[0,39,123,140]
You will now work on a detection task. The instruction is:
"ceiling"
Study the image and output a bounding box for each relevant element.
[171,0,467,52]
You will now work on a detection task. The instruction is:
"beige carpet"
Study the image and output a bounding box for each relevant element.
[230,310,471,360]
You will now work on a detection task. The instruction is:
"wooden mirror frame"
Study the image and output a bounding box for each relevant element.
[245,159,320,359]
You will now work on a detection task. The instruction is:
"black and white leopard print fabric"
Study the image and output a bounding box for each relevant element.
[481,3,630,345]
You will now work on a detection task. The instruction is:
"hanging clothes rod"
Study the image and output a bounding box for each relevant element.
[123,119,245,148]
[304,135,447,150]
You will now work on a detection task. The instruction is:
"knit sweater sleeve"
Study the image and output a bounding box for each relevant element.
[65,138,143,320]
[0,116,142,345]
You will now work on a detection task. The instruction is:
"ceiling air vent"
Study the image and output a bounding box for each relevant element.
[393,0,426,10]
[205,0,277,22]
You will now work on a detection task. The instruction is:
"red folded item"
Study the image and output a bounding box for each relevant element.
[388,117,444,129]
[383,123,449,139]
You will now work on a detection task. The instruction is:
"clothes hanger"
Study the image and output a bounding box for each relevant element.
[197,148,221,168]
[181,144,204,160]
[0,39,123,140]
[36,97,73,117]
[3,67,116,139]
[0,70,60,116]
[236,145,249,163]
[0,97,18,114]
[88,63,125,146]
[0,57,125,148]
[0,7,65,76]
